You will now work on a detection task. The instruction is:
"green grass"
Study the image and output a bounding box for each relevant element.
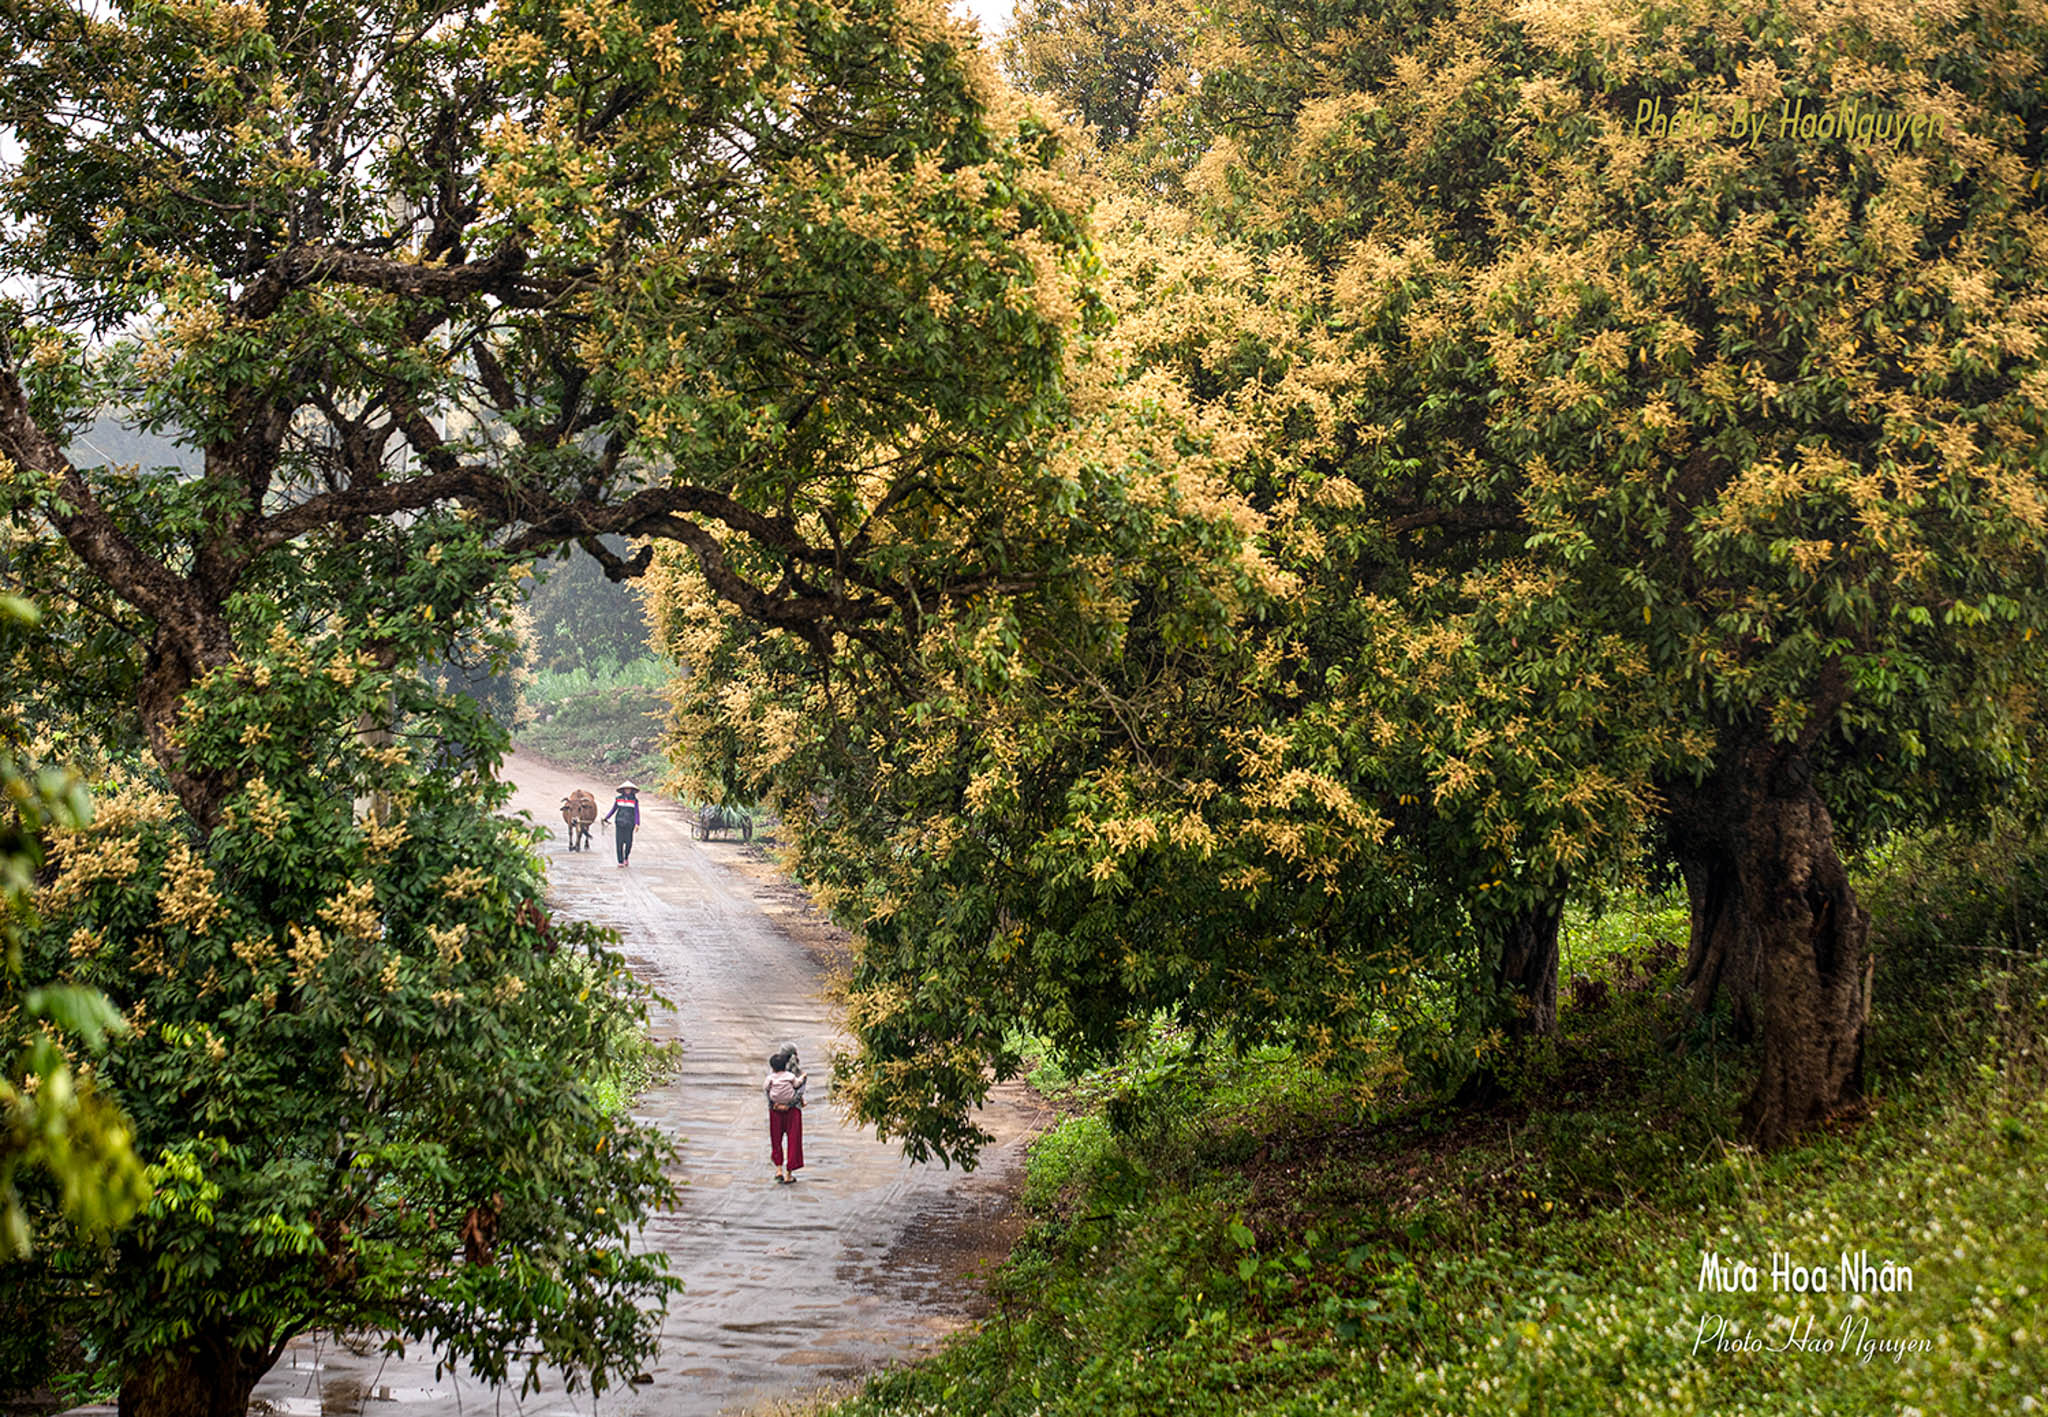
[526,656,673,703]
[1559,885,1688,979]
[516,656,672,786]
[823,842,2048,1417]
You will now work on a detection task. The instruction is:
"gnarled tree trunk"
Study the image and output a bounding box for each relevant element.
[1496,897,1562,1036]
[1666,745,1872,1146]
[138,624,238,832]
[1674,835,1758,1038]
[118,1335,270,1417]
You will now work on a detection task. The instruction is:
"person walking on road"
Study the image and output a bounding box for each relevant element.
[765,1045,807,1183]
[603,781,641,866]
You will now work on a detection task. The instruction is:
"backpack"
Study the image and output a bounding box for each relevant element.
[767,1072,798,1108]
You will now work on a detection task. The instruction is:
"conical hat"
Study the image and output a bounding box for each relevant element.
[616,780,639,791]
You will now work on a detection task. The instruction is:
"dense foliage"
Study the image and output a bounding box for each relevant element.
[1152,0,2048,1142]
[1,0,1092,1406]
[651,199,1481,1163]
[1003,0,1192,147]
[2,0,2043,1400]
[659,0,2048,1160]
[0,526,678,1413]
[0,0,1089,828]
[518,655,672,786]
[523,540,652,677]
[822,855,2048,1415]
[0,595,149,1263]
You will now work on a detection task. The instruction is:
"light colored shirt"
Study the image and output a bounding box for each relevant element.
[764,1069,807,1107]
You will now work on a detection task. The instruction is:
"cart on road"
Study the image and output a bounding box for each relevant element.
[694,803,754,842]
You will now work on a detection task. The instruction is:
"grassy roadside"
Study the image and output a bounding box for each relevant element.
[514,658,672,789]
[821,840,2048,1416]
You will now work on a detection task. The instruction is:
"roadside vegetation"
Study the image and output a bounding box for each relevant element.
[824,832,2047,1415]
[509,541,676,789]
[661,0,2048,1173]
[516,656,673,790]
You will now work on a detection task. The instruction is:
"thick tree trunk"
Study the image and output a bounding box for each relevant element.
[118,1336,269,1417]
[139,626,237,833]
[0,364,244,831]
[1736,785,1871,1145]
[1496,898,1562,1036]
[1666,747,1872,1146]
[1675,838,1758,1038]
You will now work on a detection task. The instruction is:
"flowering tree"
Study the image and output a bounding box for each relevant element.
[1,596,150,1264]
[1003,0,1190,146]
[0,526,681,1415]
[0,0,1088,1407]
[0,0,1087,829]
[1136,0,2048,1138]
[664,0,2048,1157]
[651,193,1493,1162]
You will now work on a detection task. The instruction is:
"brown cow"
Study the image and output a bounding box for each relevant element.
[561,790,598,852]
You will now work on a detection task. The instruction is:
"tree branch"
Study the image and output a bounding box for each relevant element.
[0,365,211,639]
[233,244,570,322]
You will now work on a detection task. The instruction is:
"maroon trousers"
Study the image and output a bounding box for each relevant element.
[769,1106,803,1172]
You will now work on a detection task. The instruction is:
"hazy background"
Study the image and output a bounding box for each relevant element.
[954,0,1013,44]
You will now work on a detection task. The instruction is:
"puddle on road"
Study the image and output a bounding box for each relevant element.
[256,1375,453,1417]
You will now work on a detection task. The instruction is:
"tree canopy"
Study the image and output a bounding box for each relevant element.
[659,0,2048,1158]
[1152,0,2048,1140]
[522,538,650,675]
[2,517,681,1414]
[1,595,149,1264]
[3,0,2043,1401]
[1003,0,1192,147]
[0,0,1094,1407]
[0,0,1089,825]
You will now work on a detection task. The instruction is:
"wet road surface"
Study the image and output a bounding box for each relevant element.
[249,752,1040,1417]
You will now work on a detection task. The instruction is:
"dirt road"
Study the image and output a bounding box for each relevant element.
[251,752,1039,1417]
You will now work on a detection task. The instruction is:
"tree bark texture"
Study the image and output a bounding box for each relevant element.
[1666,745,1872,1146]
[117,1337,268,1417]
[1675,837,1758,1038]
[1496,898,1562,1036]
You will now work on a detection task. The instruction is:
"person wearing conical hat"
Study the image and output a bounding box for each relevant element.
[602,781,641,867]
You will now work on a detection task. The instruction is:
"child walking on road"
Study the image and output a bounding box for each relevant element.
[603,781,640,866]
[765,1046,807,1183]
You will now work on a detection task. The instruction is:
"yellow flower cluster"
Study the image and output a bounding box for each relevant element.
[485,28,547,75]
[230,934,277,971]
[263,621,315,674]
[362,741,411,770]
[44,830,143,913]
[287,922,329,987]
[326,649,370,688]
[426,922,468,969]
[437,866,492,900]
[360,812,410,856]
[317,879,380,942]
[232,776,290,841]
[156,841,224,935]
